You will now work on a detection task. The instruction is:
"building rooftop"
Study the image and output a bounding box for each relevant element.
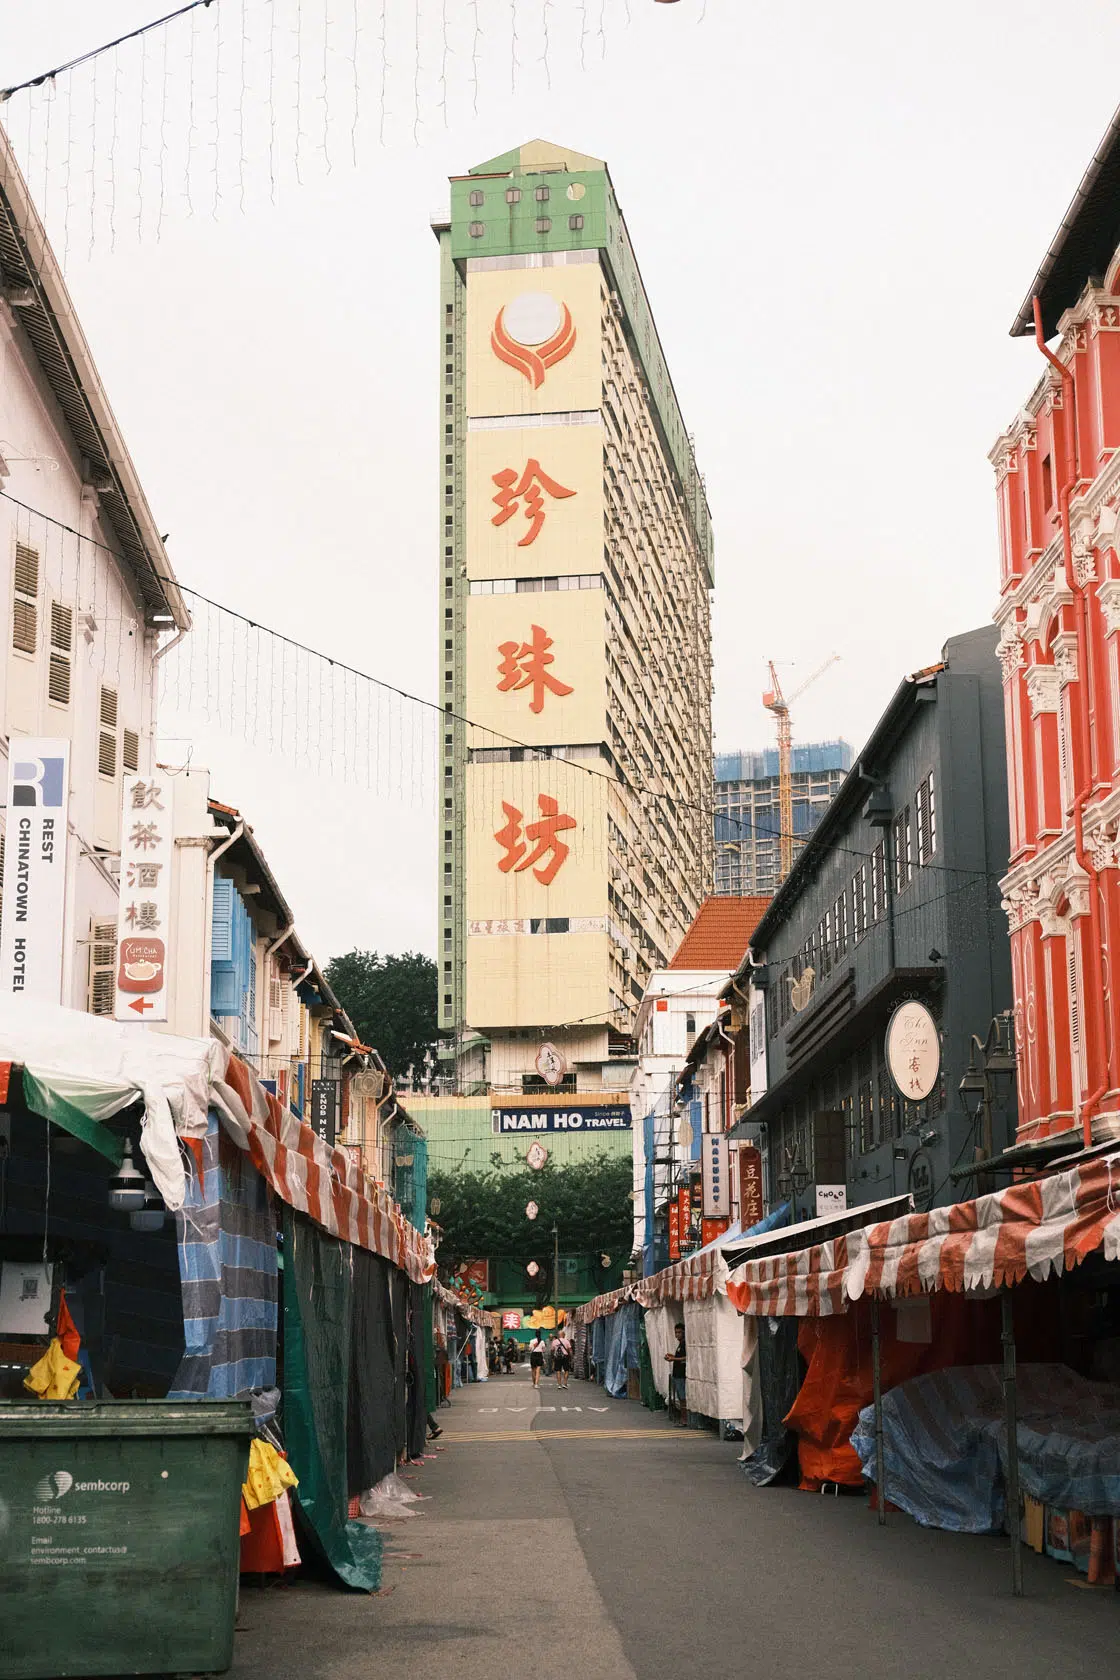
[0,125,189,629]
[715,741,853,783]
[667,896,770,972]
[1011,99,1120,339]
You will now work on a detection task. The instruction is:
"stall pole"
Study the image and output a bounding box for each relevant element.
[1001,1288,1024,1597]
[870,1295,886,1527]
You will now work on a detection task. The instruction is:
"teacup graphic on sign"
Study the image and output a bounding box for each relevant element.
[118,936,165,994]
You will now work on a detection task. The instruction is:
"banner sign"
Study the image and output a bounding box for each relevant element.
[701,1217,730,1249]
[491,1104,631,1134]
[815,1184,848,1218]
[738,1144,764,1229]
[678,1185,695,1253]
[668,1197,681,1261]
[501,1310,522,1330]
[702,1132,731,1219]
[115,772,173,1021]
[311,1079,339,1147]
[0,738,70,1002]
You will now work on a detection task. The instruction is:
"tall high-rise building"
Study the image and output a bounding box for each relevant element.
[713,742,852,896]
[433,141,714,1097]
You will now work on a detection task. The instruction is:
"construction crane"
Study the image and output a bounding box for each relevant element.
[762,654,841,881]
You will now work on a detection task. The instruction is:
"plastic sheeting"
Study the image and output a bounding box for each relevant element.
[683,1293,744,1423]
[169,1115,277,1400]
[283,1208,382,1591]
[638,1315,666,1411]
[852,1363,1120,1532]
[644,1304,678,1402]
[0,996,226,1210]
[739,1317,800,1486]
[603,1302,641,1397]
[347,1247,398,1495]
[787,1292,1000,1492]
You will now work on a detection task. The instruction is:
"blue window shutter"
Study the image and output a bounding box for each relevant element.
[211,877,234,962]
[210,877,239,1015]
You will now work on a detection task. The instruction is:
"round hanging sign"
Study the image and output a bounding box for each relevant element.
[525,1200,539,1220]
[525,1141,549,1171]
[526,1261,540,1278]
[535,1042,567,1087]
[885,1000,940,1103]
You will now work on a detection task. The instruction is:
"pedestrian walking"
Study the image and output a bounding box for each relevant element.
[552,1328,573,1389]
[528,1331,547,1388]
[665,1322,687,1425]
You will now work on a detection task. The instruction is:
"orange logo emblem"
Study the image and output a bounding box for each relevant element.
[491,292,576,389]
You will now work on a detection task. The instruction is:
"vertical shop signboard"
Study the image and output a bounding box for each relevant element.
[115,772,174,1021]
[0,738,71,1001]
[702,1132,731,1218]
[311,1078,339,1147]
[678,1185,694,1254]
[668,1197,681,1261]
[738,1144,764,1229]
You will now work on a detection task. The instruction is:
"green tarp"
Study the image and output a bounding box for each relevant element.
[638,1315,665,1412]
[282,1208,382,1592]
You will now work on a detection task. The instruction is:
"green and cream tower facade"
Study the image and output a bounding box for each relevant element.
[435,141,714,1096]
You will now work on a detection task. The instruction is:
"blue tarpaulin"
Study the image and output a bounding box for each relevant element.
[603,1302,642,1398]
[852,1363,1120,1532]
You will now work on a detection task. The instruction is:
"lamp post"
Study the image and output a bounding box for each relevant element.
[552,1223,560,1331]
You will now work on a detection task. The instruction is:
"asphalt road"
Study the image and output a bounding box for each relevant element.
[229,1371,1120,1680]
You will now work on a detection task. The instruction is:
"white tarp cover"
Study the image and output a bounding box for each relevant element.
[644,1302,680,1402]
[740,1316,761,1456]
[683,1292,744,1423]
[0,996,225,1211]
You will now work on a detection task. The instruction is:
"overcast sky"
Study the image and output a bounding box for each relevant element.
[3,0,1119,964]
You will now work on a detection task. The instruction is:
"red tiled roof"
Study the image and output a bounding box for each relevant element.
[667,896,771,971]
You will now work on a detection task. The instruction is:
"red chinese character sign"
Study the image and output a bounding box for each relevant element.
[495,794,576,886]
[115,776,173,1021]
[737,1145,764,1230]
[490,292,576,389]
[497,625,573,715]
[492,460,576,547]
[885,1000,940,1102]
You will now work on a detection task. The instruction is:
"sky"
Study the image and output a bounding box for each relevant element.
[3,0,1120,966]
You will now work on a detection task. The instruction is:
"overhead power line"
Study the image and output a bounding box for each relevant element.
[0,485,1009,891]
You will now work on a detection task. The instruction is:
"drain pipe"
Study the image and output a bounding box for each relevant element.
[1033,297,1107,1144]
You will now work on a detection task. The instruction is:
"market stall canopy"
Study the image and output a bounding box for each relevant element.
[574,1207,794,1324]
[727,1193,912,1317]
[0,996,225,1209]
[852,1150,1120,1299]
[0,998,436,1284]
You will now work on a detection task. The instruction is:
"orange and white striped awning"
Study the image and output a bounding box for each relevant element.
[727,1151,1120,1317]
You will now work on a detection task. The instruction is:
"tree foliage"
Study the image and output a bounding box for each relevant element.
[323,949,438,1083]
[428,1153,634,1299]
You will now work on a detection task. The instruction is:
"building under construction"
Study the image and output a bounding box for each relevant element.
[714,742,851,896]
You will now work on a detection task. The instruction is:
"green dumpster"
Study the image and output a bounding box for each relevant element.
[0,1399,252,1679]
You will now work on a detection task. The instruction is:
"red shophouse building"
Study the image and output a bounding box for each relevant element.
[994,104,1120,1147]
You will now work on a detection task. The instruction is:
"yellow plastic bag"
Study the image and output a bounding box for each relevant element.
[242,1437,299,1511]
[24,1338,81,1401]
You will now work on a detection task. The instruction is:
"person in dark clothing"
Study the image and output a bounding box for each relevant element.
[665,1322,687,1425]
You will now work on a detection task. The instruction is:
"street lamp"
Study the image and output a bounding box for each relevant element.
[552,1223,560,1331]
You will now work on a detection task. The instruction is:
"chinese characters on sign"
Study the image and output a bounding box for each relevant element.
[115,776,173,1021]
[0,739,71,1002]
[702,1133,731,1220]
[494,794,576,885]
[668,1197,681,1261]
[497,625,573,715]
[885,1000,941,1102]
[491,460,576,547]
[737,1145,764,1229]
